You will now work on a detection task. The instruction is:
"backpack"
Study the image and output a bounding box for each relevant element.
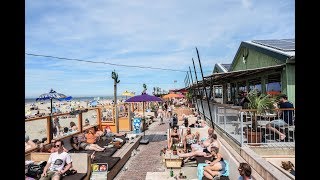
[26,161,47,179]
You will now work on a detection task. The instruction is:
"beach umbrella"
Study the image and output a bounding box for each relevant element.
[125,92,162,143]
[122,90,135,100]
[36,89,72,140]
[162,93,185,99]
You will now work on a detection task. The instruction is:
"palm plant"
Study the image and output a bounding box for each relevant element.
[246,89,275,131]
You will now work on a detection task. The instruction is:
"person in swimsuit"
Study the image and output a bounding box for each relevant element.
[203,146,227,179]
[177,142,213,159]
[182,128,199,152]
[168,126,180,149]
[70,135,105,151]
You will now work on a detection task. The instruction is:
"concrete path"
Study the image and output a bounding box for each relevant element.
[114,117,170,180]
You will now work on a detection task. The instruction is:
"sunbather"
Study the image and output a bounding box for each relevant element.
[178,133,220,162]
[40,140,72,180]
[104,125,126,137]
[168,126,181,149]
[70,135,105,151]
[182,127,199,152]
[203,146,227,179]
[25,134,37,151]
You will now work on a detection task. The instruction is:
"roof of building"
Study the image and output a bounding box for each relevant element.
[213,63,231,73]
[246,39,295,57]
[228,38,295,71]
[220,64,231,71]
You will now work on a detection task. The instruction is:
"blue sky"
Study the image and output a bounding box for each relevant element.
[25,0,295,98]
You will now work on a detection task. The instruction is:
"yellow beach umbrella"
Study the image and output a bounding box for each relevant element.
[122,90,135,99]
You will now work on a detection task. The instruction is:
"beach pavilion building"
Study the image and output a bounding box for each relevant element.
[199,38,295,106]
[187,38,295,179]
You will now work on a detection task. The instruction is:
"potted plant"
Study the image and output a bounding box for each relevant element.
[244,89,275,144]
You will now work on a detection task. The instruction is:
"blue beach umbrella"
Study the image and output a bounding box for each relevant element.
[36,89,72,140]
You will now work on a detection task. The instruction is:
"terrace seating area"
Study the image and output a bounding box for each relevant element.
[25,125,141,180]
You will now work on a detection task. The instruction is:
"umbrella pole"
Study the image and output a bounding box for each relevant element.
[50,98,53,141]
[143,101,145,138]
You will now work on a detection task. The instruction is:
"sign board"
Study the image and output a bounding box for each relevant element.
[90,163,108,180]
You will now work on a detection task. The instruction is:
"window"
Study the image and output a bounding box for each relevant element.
[249,78,262,93]
[267,74,281,97]
[214,86,222,98]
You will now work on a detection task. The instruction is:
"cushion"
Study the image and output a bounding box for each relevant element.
[68,147,118,157]
[62,173,87,180]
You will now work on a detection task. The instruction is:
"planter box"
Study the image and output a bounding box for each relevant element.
[245,129,262,144]
[165,159,183,168]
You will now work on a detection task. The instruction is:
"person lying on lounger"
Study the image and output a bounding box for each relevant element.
[203,146,227,179]
[71,135,105,152]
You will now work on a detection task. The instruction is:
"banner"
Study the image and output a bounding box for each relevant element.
[133,117,142,134]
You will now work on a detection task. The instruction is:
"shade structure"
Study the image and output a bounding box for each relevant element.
[35,89,72,141]
[125,93,162,142]
[162,93,185,99]
[122,90,135,97]
[125,93,163,103]
[122,90,135,100]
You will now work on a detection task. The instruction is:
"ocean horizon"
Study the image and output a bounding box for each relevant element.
[25,96,128,104]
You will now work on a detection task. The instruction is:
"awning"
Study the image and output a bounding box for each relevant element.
[190,64,285,88]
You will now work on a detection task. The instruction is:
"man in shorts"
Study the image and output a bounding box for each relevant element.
[266,94,294,140]
[40,140,72,180]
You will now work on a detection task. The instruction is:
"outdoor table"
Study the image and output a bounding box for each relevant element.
[163,150,183,168]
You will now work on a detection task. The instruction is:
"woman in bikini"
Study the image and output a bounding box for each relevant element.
[168,126,180,149]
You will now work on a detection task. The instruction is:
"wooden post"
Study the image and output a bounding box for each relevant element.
[78,112,83,132]
[128,103,132,131]
[96,107,101,129]
[46,116,51,142]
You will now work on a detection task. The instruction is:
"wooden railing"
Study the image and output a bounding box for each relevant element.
[25,104,132,153]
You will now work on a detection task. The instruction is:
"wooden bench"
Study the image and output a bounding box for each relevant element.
[28,152,91,180]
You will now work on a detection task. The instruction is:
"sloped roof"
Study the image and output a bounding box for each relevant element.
[221,64,231,71]
[247,39,295,57]
[229,39,295,71]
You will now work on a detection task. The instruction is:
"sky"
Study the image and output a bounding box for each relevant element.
[25,0,295,98]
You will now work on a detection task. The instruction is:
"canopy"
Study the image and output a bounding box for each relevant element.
[35,89,72,141]
[122,90,135,97]
[162,93,185,99]
[125,93,162,103]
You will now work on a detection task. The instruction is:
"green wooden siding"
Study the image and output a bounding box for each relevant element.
[231,48,281,71]
[286,64,295,106]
